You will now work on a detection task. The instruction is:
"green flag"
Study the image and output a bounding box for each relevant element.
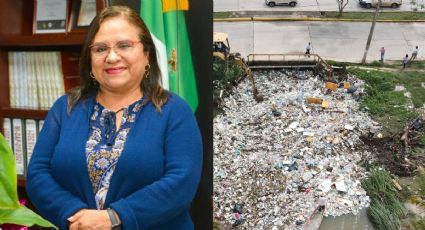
[140,0,198,112]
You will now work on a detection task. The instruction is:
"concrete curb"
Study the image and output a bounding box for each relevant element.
[214,17,425,23]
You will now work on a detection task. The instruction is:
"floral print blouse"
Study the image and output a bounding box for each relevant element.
[86,99,144,209]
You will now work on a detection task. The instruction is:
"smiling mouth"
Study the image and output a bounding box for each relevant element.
[105,67,126,74]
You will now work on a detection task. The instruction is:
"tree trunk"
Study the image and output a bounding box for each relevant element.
[337,0,350,17]
[362,0,381,64]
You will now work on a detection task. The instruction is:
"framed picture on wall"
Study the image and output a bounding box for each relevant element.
[33,0,68,34]
[69,0,97,32]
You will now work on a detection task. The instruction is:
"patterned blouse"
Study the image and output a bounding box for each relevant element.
[85,99,144,209]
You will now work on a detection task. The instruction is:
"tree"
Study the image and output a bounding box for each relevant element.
[362,0,381,64]
[337,0,350,16]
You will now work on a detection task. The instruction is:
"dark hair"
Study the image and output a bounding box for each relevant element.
[68,5,169,112]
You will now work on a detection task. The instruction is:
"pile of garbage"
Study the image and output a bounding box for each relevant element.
[213,69,381,229]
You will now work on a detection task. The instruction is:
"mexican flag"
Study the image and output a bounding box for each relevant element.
[140,0,198,112]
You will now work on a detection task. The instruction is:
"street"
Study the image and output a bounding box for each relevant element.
[214,0,422,12]
[214,21,425,62]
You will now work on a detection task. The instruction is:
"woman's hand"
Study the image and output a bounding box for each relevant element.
[68,209,111,230]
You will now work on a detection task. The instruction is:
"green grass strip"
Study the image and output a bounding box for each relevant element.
[214,11,425,21]
[324,11,425,21]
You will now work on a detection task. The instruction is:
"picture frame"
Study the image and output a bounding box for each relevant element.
[69,0,97,33]
[77,0,97,27]
[33,0,68,34]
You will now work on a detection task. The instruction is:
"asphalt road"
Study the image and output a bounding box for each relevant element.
[214,21,425,62]
[214,0,422,12]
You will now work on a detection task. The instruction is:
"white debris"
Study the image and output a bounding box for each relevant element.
[214,69,377,229]
[302,131,315,136]
[289,122,299,129]
[318,179,333,193]
[335,179,348,193]
[344,124,355,130]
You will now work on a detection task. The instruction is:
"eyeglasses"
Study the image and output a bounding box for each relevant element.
[90,40,141,58]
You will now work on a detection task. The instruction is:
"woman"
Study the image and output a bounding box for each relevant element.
[26,5,202,230]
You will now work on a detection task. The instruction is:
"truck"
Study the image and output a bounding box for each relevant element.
[359,0,402,8]
[213,32,251,76]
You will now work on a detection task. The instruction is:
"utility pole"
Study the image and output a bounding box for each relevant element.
[252,17,255,54]
[362,0,381,64]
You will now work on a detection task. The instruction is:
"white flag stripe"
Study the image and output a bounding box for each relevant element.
[151,33,169,90]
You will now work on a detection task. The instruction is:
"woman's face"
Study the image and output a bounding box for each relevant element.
[91,16,149,94]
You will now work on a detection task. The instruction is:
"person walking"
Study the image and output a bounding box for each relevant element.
[410,46,419,61]
[380,47,385,63]
[403,54,408,69]
[305,42,311,58]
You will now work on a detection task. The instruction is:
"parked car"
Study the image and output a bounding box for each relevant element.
[265,0,297,7]
[359,0,402,8]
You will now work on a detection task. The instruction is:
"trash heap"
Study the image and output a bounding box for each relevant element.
[213,69,380,229]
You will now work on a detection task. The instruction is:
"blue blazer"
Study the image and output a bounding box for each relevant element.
[26,93,203,230]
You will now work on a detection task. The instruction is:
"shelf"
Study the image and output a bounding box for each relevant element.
[1,108,48,119]
[0,34,86,47]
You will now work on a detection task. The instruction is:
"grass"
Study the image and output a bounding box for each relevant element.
[213,57,246,116]
[327,60,425,70]
[421,133,425,145]
[408,85,425,108]
[409,172,425,229]
[323,11,425,21]
[397,172,425,230]
[213,57,245,84]
[397,175,425,229]
[213,11,425,21]
[392,71,425,108]
[407,60,425,69]
[385,60,425,69]
[410,217,425,230]
[368,200,401,230]
[372,60,425,70]
[418,173,425,197]
[352,62,425,229]
[362,169,406,230]
[346,68,424,134]
[214,12,233,18]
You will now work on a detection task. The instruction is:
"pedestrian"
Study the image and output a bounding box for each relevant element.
[410,46,419,61]
[26,5,202,230]
[380,47,385,62]
[305,42,312,58]
[403,54,408,69]
[305,42,311,54]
